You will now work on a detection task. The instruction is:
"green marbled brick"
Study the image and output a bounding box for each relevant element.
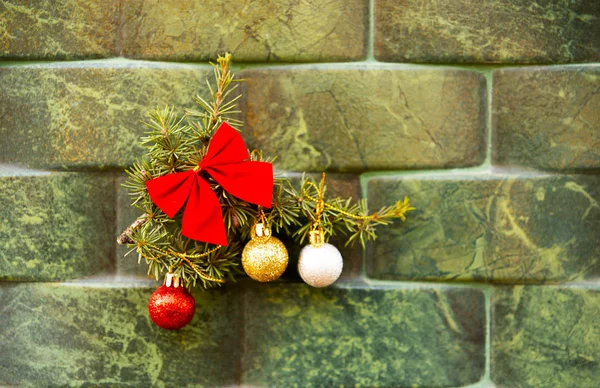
[492,285,600,387]
[0,63,212,169]
[374,0,600,63]
[120,0,367,62]
[0,171,114,281]
[0,282,242,386]
[367,173,600,283]
[240,66,486,172]
[242,283,485,387]
[0,0,118,59]
[493,66,600,170]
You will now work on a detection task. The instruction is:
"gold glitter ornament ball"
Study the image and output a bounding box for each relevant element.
[242,236,289,282]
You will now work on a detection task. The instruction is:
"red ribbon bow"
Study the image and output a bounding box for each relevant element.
[145,122,273,246]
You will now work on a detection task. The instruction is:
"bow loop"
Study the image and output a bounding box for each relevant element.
[200,123,250,168]
[146,122,273,246]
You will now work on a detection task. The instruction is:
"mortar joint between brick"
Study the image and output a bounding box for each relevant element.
[366,0,375,61]
[110,172,120,276]
[484,70,494,168]
[116,0,124,57]
[483,285,492,384]
[238,286,248,384]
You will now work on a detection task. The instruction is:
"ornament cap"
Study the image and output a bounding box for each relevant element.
[164,272,181,288]
[309,226,325,248]
[252,222,271,239]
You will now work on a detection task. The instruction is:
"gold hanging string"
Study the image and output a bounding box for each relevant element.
[305,173,326,247]
[171,251,225,284]
[257,206,268,225]
[136,243,225,283]
[250,150,270,226]
[314,173,326,221]
[302,173,374,221]
[136,248,159,262]
[250,206,272,240]
[250,149,273,239]
[167,246,222,259]
[251,150,267,225]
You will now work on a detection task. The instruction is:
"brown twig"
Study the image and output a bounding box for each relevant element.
[116,216,148,245]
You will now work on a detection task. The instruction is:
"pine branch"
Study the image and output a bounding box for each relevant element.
[186,52,243,136]
[118,54,246,289]
[293,175,415,249]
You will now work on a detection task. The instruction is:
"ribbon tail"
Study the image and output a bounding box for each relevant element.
[146,170,195,218]
[182,177,228,246]
[206,161,273,208]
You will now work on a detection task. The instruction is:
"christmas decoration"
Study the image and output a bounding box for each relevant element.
[242,211,289,282]
[117,53,414,328]
[148,273,196,330]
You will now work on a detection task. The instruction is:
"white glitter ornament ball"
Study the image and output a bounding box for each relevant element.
[298,243,343,288]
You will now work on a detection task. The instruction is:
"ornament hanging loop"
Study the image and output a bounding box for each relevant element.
[309,225,325,248]
[250,149,263,162]
[315,173,326,218]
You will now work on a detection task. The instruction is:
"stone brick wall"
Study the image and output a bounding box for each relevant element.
[1,1,599,387]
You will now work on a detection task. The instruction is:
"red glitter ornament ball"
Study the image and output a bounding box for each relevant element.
[148,285,196,330]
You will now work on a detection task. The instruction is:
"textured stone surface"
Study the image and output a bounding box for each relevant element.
[0,0,117,59]
[367,173,600,283]
[0,282,242,386]
[374,0,600,63]
[492,285,600,387]
[241,66,486,172]
[493,66,600,170]
[0,63,212,169]
[242,284,485,387]
[121,0,367,62]
[0,172,114,281]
